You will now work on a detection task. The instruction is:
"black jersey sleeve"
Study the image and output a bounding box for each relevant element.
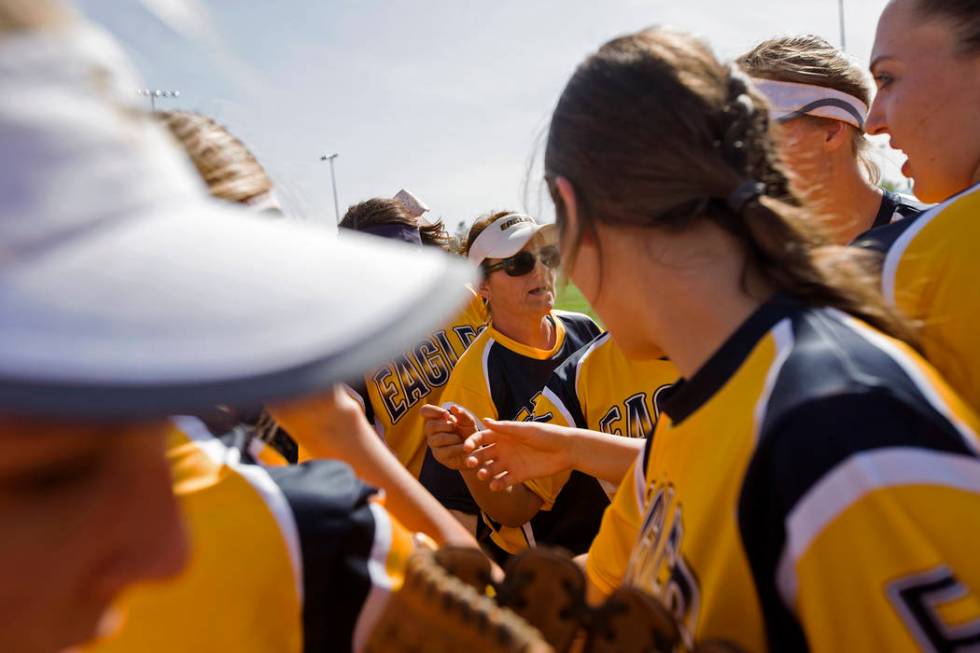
[538,341,594,428]
[267,461,390,653]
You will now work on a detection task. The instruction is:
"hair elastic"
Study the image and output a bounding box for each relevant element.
[726,180,766,214]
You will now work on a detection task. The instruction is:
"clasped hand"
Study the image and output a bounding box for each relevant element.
[423,404,574,489]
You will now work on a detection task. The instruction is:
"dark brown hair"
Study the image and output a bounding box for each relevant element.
[913,0,980,55]
[737,34,879,182]
[339,198,452,251]
[545,27,915,344]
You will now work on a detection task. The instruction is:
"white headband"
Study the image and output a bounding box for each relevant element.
[751,78,868,130]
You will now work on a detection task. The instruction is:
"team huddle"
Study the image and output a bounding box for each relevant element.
[2,0,979,651]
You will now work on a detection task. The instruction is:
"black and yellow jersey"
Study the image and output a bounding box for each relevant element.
[89,417,417,653]
[525,331,679,503]
[850,189,927,244]
[202,407,304,467]
[356,288,488,477]
[587,295,980,652]
[858,182,980,418]
[420,310,602,556]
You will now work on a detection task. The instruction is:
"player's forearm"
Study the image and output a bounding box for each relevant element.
[287,408,478,548]
[460,468,542,528]
[567,429,644,483]
[338,428,479,548]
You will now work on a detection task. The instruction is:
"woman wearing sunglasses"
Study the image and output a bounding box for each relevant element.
[461,27,980,650]
[420,210,604,560]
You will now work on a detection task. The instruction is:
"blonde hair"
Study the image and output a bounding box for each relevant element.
[157,110,273,205]
[158,110,284,446]
[737,35,880,184]
[0,0,70,34]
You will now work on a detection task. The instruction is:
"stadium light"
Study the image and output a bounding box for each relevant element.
[838,0,847,50]
[137,88,181,111]
[320,153,341,224]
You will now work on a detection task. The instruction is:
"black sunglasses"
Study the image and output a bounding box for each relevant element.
[482,245,561,277]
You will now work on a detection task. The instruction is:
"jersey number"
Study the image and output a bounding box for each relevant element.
[888,565,980,652]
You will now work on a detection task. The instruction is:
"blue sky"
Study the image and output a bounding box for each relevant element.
[76,0,896,231]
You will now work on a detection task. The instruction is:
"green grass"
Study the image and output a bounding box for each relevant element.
[555,283,601,325]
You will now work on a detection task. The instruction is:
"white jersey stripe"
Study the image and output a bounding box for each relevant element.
[633,444,647,511]
[172,416,305,603]
[881,183,980,304]
[776,448,980,609]
[574,332,610,392]
[542,385,577,430]
[752,319,795,446]
[480,337,495,405]
[352,501,395,653]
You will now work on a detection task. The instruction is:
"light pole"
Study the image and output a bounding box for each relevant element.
[320,153,341,223]
[138,88,180,111]
[838,0,847,50]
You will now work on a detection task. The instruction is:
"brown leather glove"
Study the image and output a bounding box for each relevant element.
[365,547,551,653]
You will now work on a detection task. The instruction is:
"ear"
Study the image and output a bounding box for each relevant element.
[554,176,589,246]
[477,277,491,302]
[822,120,850,153]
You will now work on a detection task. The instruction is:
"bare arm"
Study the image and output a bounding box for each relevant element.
[422,404,544,527]
[268,387,478,548]
[463,419,644,491]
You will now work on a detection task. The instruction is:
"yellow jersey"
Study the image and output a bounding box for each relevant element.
[525,331,679,504]
[89,417,416,653]
[421,310,603,556]
[357,288,489,476]
[587,296,980,652]
[863,182,980,416]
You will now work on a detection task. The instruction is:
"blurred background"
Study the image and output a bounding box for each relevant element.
[77,0,902,238]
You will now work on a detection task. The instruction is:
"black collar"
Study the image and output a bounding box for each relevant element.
[871,190,899,230]
[659,295,797,425]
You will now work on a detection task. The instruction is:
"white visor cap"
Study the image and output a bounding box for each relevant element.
[751,78,869,130]
[0,23,476,418]
[467,214,556,265]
